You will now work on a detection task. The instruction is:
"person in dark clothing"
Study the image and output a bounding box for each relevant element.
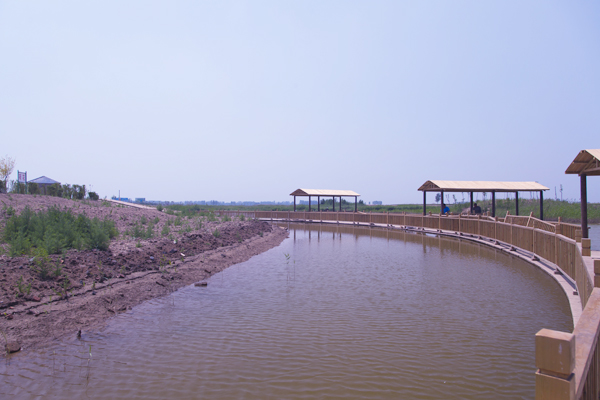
[473,203,482,214]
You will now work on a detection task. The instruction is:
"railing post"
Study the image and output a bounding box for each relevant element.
[582,238,591,257]
[535,328,576,400]
[494,216,498,240]
[555,224,561,265]
[594,260,600,288]
[477,214,481,237]
[575,229,582,243]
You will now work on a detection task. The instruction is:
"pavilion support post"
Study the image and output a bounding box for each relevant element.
[470,192,474,214]
[581,174,588,239]
[540,191,544,221]
[492,191,496,217]
[515,192,519,216]
[333,196,335,212]
[308,196,311,212]
[440,191,444,214]
[355,197,357,212]
[294,196,296,212]
[318,196,320,212]
[423,192,427,216]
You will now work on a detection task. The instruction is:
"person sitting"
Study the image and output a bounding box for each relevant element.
[473,203,482,214]
[442,205,450,214]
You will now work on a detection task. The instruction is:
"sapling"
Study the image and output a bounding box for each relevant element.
[0,328,8,356]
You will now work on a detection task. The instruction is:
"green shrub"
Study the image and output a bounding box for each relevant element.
[88,191,99,201]
[28,182,40,195]
[161,225,170,236]
[213,229,220,238]
[3,206,118,255]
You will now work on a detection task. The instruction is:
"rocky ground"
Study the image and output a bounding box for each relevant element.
[0,194,288,354]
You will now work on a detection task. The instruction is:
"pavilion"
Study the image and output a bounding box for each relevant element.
[565,149,600,239]
[418,180,549,219]
[290,189,361,212]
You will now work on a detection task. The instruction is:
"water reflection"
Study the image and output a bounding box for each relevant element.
[1,223,572,400]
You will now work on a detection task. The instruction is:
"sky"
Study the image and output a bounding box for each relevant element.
[1,1,599,204]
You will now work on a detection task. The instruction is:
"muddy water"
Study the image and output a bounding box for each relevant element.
[1,224,572,399]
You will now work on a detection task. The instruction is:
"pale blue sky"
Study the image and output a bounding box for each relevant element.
[1,1,599,203]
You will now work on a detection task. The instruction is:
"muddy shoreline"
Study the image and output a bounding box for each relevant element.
[0,194,288,354]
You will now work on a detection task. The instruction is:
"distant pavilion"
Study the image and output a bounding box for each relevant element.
[29,176,60,195]
[290,189,361,212]
[418,180,549,219]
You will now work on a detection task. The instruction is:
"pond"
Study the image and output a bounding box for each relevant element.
[0,224,572,399]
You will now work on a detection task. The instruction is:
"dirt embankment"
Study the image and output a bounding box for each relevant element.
[0,194,288,353]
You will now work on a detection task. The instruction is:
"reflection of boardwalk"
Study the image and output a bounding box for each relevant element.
[106,199,157,210]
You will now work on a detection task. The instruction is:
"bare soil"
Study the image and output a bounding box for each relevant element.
[0,194,287,353]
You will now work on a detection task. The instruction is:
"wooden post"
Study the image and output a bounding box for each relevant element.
[594,260,600,288]
[470,192,474,214]
[555,223,561,265]
[582,238,591,257]
[581,174,588,239]
[491,191,496,217]
[440,190,444,214]
[355,197,357,212]
[332,196,335,212]
[515,191,520,216]
[535,329,576,400]
[294,196,296,212]
[308,196,311,212]
[494,216,498,240]
[477,214,481,236]
[540,190,544,221]
[318,196,320,212]
[423,191,427,216]
[533,228,537,259]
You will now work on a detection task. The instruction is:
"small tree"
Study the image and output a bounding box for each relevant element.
[435,193,441,203]
[0,155,15,193]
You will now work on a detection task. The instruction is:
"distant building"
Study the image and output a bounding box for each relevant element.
[28,176,60,195]
[135,198,146,203]
[372,201,383,205]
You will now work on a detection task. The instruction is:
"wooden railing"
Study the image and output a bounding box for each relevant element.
[217,209,595,399]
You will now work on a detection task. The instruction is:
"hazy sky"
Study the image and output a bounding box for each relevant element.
[1,1,599,204]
